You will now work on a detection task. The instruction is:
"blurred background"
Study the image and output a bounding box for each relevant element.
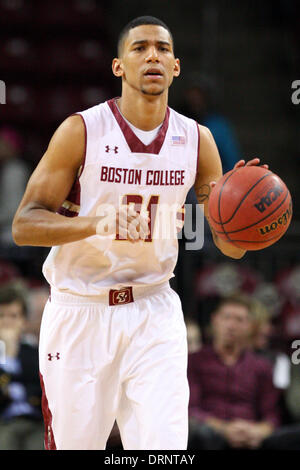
[0,0,299,450]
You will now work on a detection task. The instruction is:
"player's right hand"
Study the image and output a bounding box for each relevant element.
[118,205,150,243]
[96,205,150,242]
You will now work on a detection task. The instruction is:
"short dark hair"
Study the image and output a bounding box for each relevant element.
[0,282,28,318]
[117,16,174,56]
[213,293,253,317]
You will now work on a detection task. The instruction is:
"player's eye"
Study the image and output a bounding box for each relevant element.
[134,46,144,51]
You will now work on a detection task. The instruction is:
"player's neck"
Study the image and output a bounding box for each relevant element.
[117,90,168,131]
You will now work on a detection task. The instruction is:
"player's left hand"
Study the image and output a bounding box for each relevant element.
[207,158,269,259]
[209,158,269,192]
[233,157,269,170]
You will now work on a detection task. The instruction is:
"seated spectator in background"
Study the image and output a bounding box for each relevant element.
[188,294,281,450]
[178,78,242,174]
[0,127,30,251]
[247,300,300,448]
[249,301,291,391]
[249,302,273,353]
[186,317,202,354]
[285,362,300,423]
[0,282,43,450]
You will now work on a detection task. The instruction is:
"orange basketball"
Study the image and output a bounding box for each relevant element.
[208,166,293,250]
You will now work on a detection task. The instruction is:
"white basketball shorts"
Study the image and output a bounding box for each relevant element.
[39,282,189,450]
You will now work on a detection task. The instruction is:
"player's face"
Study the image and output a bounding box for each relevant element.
[114,25,180,96]
[212,304,251,347]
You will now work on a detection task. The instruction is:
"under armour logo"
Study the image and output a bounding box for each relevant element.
[48,353,60,361]
[105,145,118,154]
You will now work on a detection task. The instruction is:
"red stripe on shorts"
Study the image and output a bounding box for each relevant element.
[39,372,56,450]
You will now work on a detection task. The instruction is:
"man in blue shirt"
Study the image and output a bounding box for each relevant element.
[0,283,43,450]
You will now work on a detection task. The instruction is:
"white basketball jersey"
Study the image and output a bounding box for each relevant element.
[42,98,199,295]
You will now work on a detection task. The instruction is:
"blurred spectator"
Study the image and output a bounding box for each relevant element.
[178,78,242,173]
[0,259,21,285]
[188,294,282,450]
[186,317,202,354]
[275,265,300,341]
[0,282,43,450]
[285,363,300,423]
[0,126,47,280]
[249,300,291,391]
[248,291,300,447]
[249,301,273,352]
[194,262,262,341]
[0,126,30,250]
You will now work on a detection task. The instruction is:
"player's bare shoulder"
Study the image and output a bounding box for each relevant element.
[198,124,215,146]
[195,124,222,181]
[46,114,86,171]
[60,114,85,138]
[12,114,87,223]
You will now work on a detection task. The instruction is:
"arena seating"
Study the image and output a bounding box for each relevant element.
[0,0,116,155]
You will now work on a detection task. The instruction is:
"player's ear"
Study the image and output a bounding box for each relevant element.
[112,58,124,78]
[173,58,180,78]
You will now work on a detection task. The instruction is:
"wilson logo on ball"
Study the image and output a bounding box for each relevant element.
[254,185,284,213]
[258,203,292,236]
[208,166,292,251]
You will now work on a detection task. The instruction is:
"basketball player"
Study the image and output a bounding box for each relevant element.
[12,16,268,450]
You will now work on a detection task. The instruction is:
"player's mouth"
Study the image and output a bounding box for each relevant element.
[144,68,164,80]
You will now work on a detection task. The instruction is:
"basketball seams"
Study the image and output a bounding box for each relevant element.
[209,166,292,250]
[214,170,273,225]
[222,171,272,224]
[214,189,290,235]
[226,231,284,250]
[217,169,241,246]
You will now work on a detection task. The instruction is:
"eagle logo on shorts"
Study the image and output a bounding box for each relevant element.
[116,292,128,303]
[109,287,134,306]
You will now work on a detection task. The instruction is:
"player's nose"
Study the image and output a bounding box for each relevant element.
[145,46,160,62]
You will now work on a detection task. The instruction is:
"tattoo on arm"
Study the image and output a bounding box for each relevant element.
[195,184,211,203]
[195,183,220,245]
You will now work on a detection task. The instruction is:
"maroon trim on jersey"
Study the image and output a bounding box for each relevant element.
[107,98,170,154]
[56,113,85,217]
[57,177,80,217]
[39,372,57,450]
[57,206,78,218]
[70,178,81,206]
[70,113,87,177]
[195,122,200,181]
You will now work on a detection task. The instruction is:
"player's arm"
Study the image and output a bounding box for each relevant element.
[194,125,246,259]
[12,115,101,247]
